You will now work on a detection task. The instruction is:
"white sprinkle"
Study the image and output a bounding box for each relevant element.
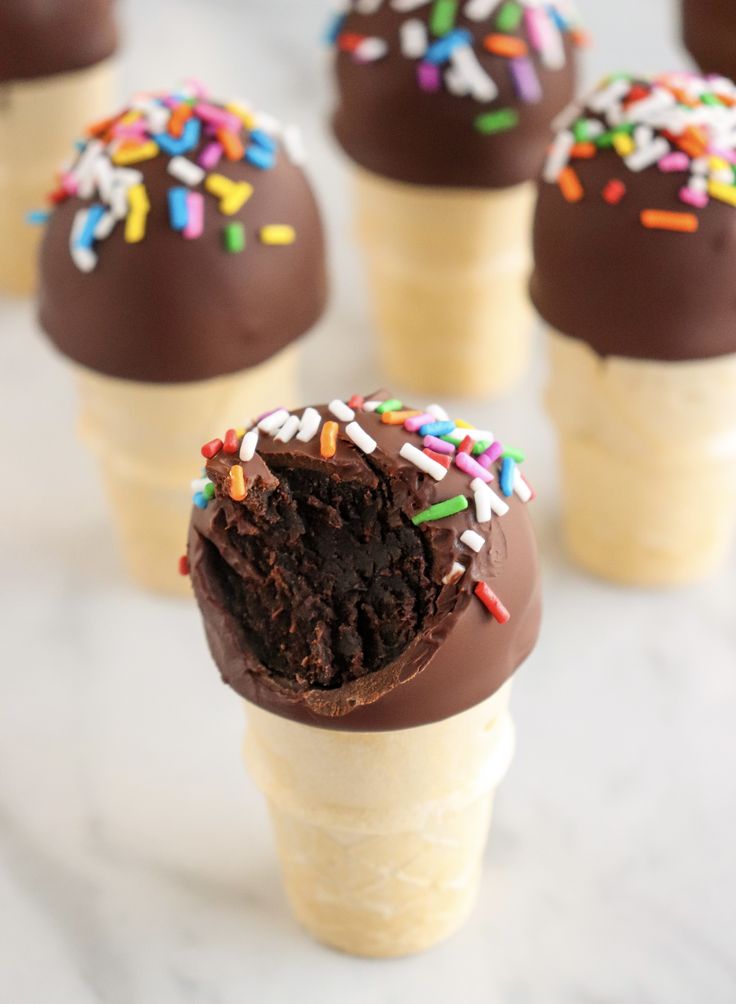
[623,88,675,124]
[328,399,356,422]
[239,429,259,462]
[72,139,104,199]
[543,129,574,183]
[92,156,114,200]
[473,484,493,524]
[445,66,469,97]
[296,407,321,443]
[426,403,449,421]
[283,125,307,166]
[712,167,735,183]
[399,442,448,482]
[355,36,389,62]
[109,184,129,220]
[442,561,466,586]
[471,477,509,516]
[463,428,494,442]
[513,468,533,503]
[253,111,282,137]
[538,16,565,71]
[191,477,211,493]
[688,175,708,194]
[691,157,709,176]
[625,137,670,172]
[464,0,496,20]
[400,18,428,59]
[70,210,97,273]
[391,0,432,9]
[588,78,630,114]
[552,102,582,132]
[258,408,289,434]
[140,102,170,134]
[460,530,485,553]
[112,167,144,188]
[450,45,498,103]
[633,125,654,147]
[346,421,377,454]
[355,0,383,11]
[363,400,383,412]
[275,415,300,443]
[167,156,205,187]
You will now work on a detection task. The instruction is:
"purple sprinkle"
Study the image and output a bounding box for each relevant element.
[255,405,284,424]
[199,141,223,170]
[482,441,504,464]
[405,412,434,433]
[510,57,543,103]
[417,61,441,93]
[423,435,455,455]
[456,452,493,482]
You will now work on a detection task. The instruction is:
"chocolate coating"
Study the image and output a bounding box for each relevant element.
[331,3,579,189]
[38,97,327,383]
[188,399,541,732]
[0,0,118,84]
[682,0,736,82]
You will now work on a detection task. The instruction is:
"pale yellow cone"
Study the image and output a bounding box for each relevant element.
[0,59,118,296]
[74,346,299,596]
[244,682,515,957]
[546,328,736,586]
[354,167,535,398]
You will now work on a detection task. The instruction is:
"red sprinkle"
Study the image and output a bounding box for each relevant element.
[423,448,451,469]
[201,438,223,459]
[48,187,70,205]
[474,582,511,624]
[223,428,240,454]
[458,435,474,455]
[178,554,190,577]
[348,394,365,410]
[603,179,627,205]
[337,32,364,52]
[624,83,649,106]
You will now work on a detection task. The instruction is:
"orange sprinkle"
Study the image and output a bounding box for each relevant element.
[228,464,247,502]
[380,410,422,425]
[571,142,596,159]
[559,166,584,203]
[85,113,117,138]
[217,128,245,161]
[483,34,528,58]
[676,126,707,159]
[168,103,192,138]
[640,210,699,233]
[320,421,339,459]
[571,28,592,48]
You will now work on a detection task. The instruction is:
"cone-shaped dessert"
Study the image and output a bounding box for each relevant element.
[682,1,736,81]
[532,71,736,586]
[328,1,582,397]
[38,83,327,595]
[0,0,119,295]
[187,393,540,956]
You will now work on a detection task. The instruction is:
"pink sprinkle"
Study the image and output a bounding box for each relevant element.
[111,121,148,140]
[525,8,546,51]
[183,192,204,240]
[423,435,455,455]
[405,413,434,433]
[417,62,440,93]
[658,152,690,172]
[184,77,209,99]
[198,141,223,170]
[456,452,493,483]
[61,173,78,196]
[477,453,494,470]
[195,103,241,133]
[510,58,542,103]
[679,185,709,208]
[482,441,504,464]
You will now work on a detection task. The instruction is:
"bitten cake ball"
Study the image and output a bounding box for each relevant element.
[38,83,327,382]
[187,394,541,731]
[0,0,117,83]
[531,72,736,361]
[329,0,584,188]
[682,0,736,83]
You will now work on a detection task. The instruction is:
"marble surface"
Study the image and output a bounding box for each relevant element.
[2,1,736,1001]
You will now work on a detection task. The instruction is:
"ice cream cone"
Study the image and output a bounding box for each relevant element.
[74,345,299,595]
[354,168,535,399]
[244,682,515,957]
[0,59,117,296]
[546,328,736,586]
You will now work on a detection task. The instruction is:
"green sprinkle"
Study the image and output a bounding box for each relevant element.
[376,398,403,414]
[472,439,492,456]
[204,482,215,500]
[412,495,469,526]
[596,123,635,147]
[224,222,245,253]
[430,0,457,36]
[441,431,465,446]
[475,108,519,135]
[502,447,526,463]
[702,93,723,106]
[496,0,523,32]
[573,119,590,143]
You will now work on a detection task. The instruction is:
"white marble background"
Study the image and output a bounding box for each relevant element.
[2,1,735,1001]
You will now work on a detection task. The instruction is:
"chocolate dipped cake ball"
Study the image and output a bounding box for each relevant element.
[682,0,736,83]
[187,394,541,731]
[329,0,584,188]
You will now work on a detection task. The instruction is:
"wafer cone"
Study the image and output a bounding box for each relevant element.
[244,681,514,957]
[74,346,299,595]
[546,328,736,585]
[353,167,535,398]
[0,59,118,296]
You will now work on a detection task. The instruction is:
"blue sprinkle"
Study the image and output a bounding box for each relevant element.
[419,420,456,438]
[425,29,472,65]
[250,129,277,153]
[324,12,345,45]
[26,210,50,226]
[154,117,201,156]
[245,144,275,170]
[193,492,208,510]
[500,457,516,498]
[76,204,106,249]
[74,139,86,152]
[546,6,570,30]
[168,187,189,231]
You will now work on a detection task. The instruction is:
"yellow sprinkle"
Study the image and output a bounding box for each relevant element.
[124,184,150,243]
[119,110,142,126]
[260,224,296,246]
[127,183,150,212]
[709,156,730,172]
[613,133,635,157]
[205,173,234,198]
[112,140,159,166]
[220,181,254,216]
[454,419,475,429]
[226,102,256,130]
[235,427,246,437]
[708,180,736,206]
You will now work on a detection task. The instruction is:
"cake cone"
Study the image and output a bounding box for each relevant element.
[0,59,117,296]
[244,682,515,958]
[353,168,535,398]
[546,328,736,586]
[75,345,299,595]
